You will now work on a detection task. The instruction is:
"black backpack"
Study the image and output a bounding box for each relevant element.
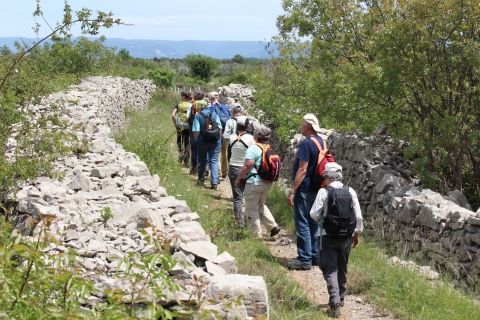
[323,185,357,238]
[199,111,221,143]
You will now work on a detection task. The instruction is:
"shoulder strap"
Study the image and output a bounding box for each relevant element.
[310,136,327,168]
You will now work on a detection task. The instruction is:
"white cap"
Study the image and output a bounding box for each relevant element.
[324,162,342,173]
[303,113,321,132]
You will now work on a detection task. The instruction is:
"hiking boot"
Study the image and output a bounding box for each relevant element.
[339,298,344,307]
[286,259,311,270]
[312,257,320,267]
[189,168,197,175]
[270,226,281,237]
[326,303,341,318]
[211,184,218,190]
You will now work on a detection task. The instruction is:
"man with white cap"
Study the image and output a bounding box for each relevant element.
[310,162,363,318]
[286,113,325,270]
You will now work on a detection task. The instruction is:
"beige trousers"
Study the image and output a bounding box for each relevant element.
[244,183,277,238]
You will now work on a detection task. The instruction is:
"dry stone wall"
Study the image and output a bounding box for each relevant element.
[10,77,269,319]
[220,83,480,289]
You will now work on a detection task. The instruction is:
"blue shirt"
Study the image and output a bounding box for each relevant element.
[192,109,223,132]
[292,135,324,192]
[245,144,264,184]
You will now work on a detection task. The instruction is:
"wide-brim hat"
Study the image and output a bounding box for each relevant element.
[303,113,321,132]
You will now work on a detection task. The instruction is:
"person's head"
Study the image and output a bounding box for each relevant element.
[232,104,243,117]
[181,90,192,101]
[236,116,249,133]
[254,125,271,143]
[194,91,204,101]
[323,162,343,184]
[208,91,219,103]
[301,113,321,136]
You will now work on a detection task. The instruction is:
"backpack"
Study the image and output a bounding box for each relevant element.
[212,104,231,130]
[310,136,335,189]
[228,133,249,161]
[188,100,206,126]
[199,111,221,143]
[248,143,281,182]
[323,185,357,238]
[175,101,192,130]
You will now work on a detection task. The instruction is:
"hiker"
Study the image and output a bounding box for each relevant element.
[235,125,281,238]
[189,91,207,174]
[192,93,223,190]
[171,91,192,166]
[310,162,363,318]
[208,92,231,181]
[228,115,255,226]
[223,104,243,141]
[286,113,325,270]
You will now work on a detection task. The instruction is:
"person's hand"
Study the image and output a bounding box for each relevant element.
[234,178,242,188]
[352,231,361,248]
[287,189,295,206]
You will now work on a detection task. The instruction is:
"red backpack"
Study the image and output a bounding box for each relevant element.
[252,143,281,182]
[310,137,335,188]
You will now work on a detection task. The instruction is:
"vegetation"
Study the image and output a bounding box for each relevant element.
[116,91,327,319]
[184,54,219,81]
[254,0,480,207]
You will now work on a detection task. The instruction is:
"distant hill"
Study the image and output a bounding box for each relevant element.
[0,37,273,59]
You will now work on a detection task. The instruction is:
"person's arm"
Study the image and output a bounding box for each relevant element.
[223,119,233,139]
[235,159,255,187]
[192,116,200,139]
[171,105,178,127]
[287,160,308,206]
[309,188,328,223]
[350,187,363,247]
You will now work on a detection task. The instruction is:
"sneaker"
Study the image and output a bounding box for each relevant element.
[286,259,311,270]
[270,226,281,237]
[326,303,341,318]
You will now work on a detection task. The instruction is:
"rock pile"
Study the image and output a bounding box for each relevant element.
[9,77,269,318]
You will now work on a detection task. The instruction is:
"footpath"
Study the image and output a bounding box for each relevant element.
[180,165,396,320]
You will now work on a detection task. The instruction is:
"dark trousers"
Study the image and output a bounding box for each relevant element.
[319,236,352,306]
[228,165,245,225]
[176,129,190,165]
[190,131,198,170]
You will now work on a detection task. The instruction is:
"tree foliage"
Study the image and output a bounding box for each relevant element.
[184,54,218,81]
[256,0,480,206]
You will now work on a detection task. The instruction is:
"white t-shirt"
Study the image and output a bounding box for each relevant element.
[229,133,255,167]
[223,118,237,139]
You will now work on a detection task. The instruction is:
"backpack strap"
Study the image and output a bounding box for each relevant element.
[310,136,328,169]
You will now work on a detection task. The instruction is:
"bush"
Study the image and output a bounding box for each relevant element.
[184,54,218,81]
[148,68,175,87]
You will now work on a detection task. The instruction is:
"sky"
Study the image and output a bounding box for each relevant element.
[0,0,285,41]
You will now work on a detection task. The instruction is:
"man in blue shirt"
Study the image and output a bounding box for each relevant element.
[192,96,223,190]
[286,113,325,270]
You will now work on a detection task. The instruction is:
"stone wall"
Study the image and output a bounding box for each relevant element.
[220,83,480,289]
[10,77,269,318]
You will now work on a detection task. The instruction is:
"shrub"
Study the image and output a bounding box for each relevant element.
[148,68,175,87]
[184,54,218,81]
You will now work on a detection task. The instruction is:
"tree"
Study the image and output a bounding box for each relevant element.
[269,0,480,206]
[184,54,218,81]
[231,54,246,64]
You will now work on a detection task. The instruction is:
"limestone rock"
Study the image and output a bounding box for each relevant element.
[181,241,218,261]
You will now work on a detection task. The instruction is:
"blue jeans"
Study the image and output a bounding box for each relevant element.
[294,190,319,265]
[197,137,221,186]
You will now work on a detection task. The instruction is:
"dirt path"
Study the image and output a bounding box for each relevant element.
[182,166,395,319]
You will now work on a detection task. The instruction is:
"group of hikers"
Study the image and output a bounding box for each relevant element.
[172,90,364,318]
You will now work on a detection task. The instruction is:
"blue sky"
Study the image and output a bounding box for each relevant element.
[1,0,284,41]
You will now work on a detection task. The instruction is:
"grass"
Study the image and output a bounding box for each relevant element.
[267,184,480,320]
[116,90,326,320]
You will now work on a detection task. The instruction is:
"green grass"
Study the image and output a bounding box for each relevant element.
[267,185,480,320]
[116,90,326,320]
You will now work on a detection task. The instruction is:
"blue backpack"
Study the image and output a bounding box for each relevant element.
[211,104,231,130]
